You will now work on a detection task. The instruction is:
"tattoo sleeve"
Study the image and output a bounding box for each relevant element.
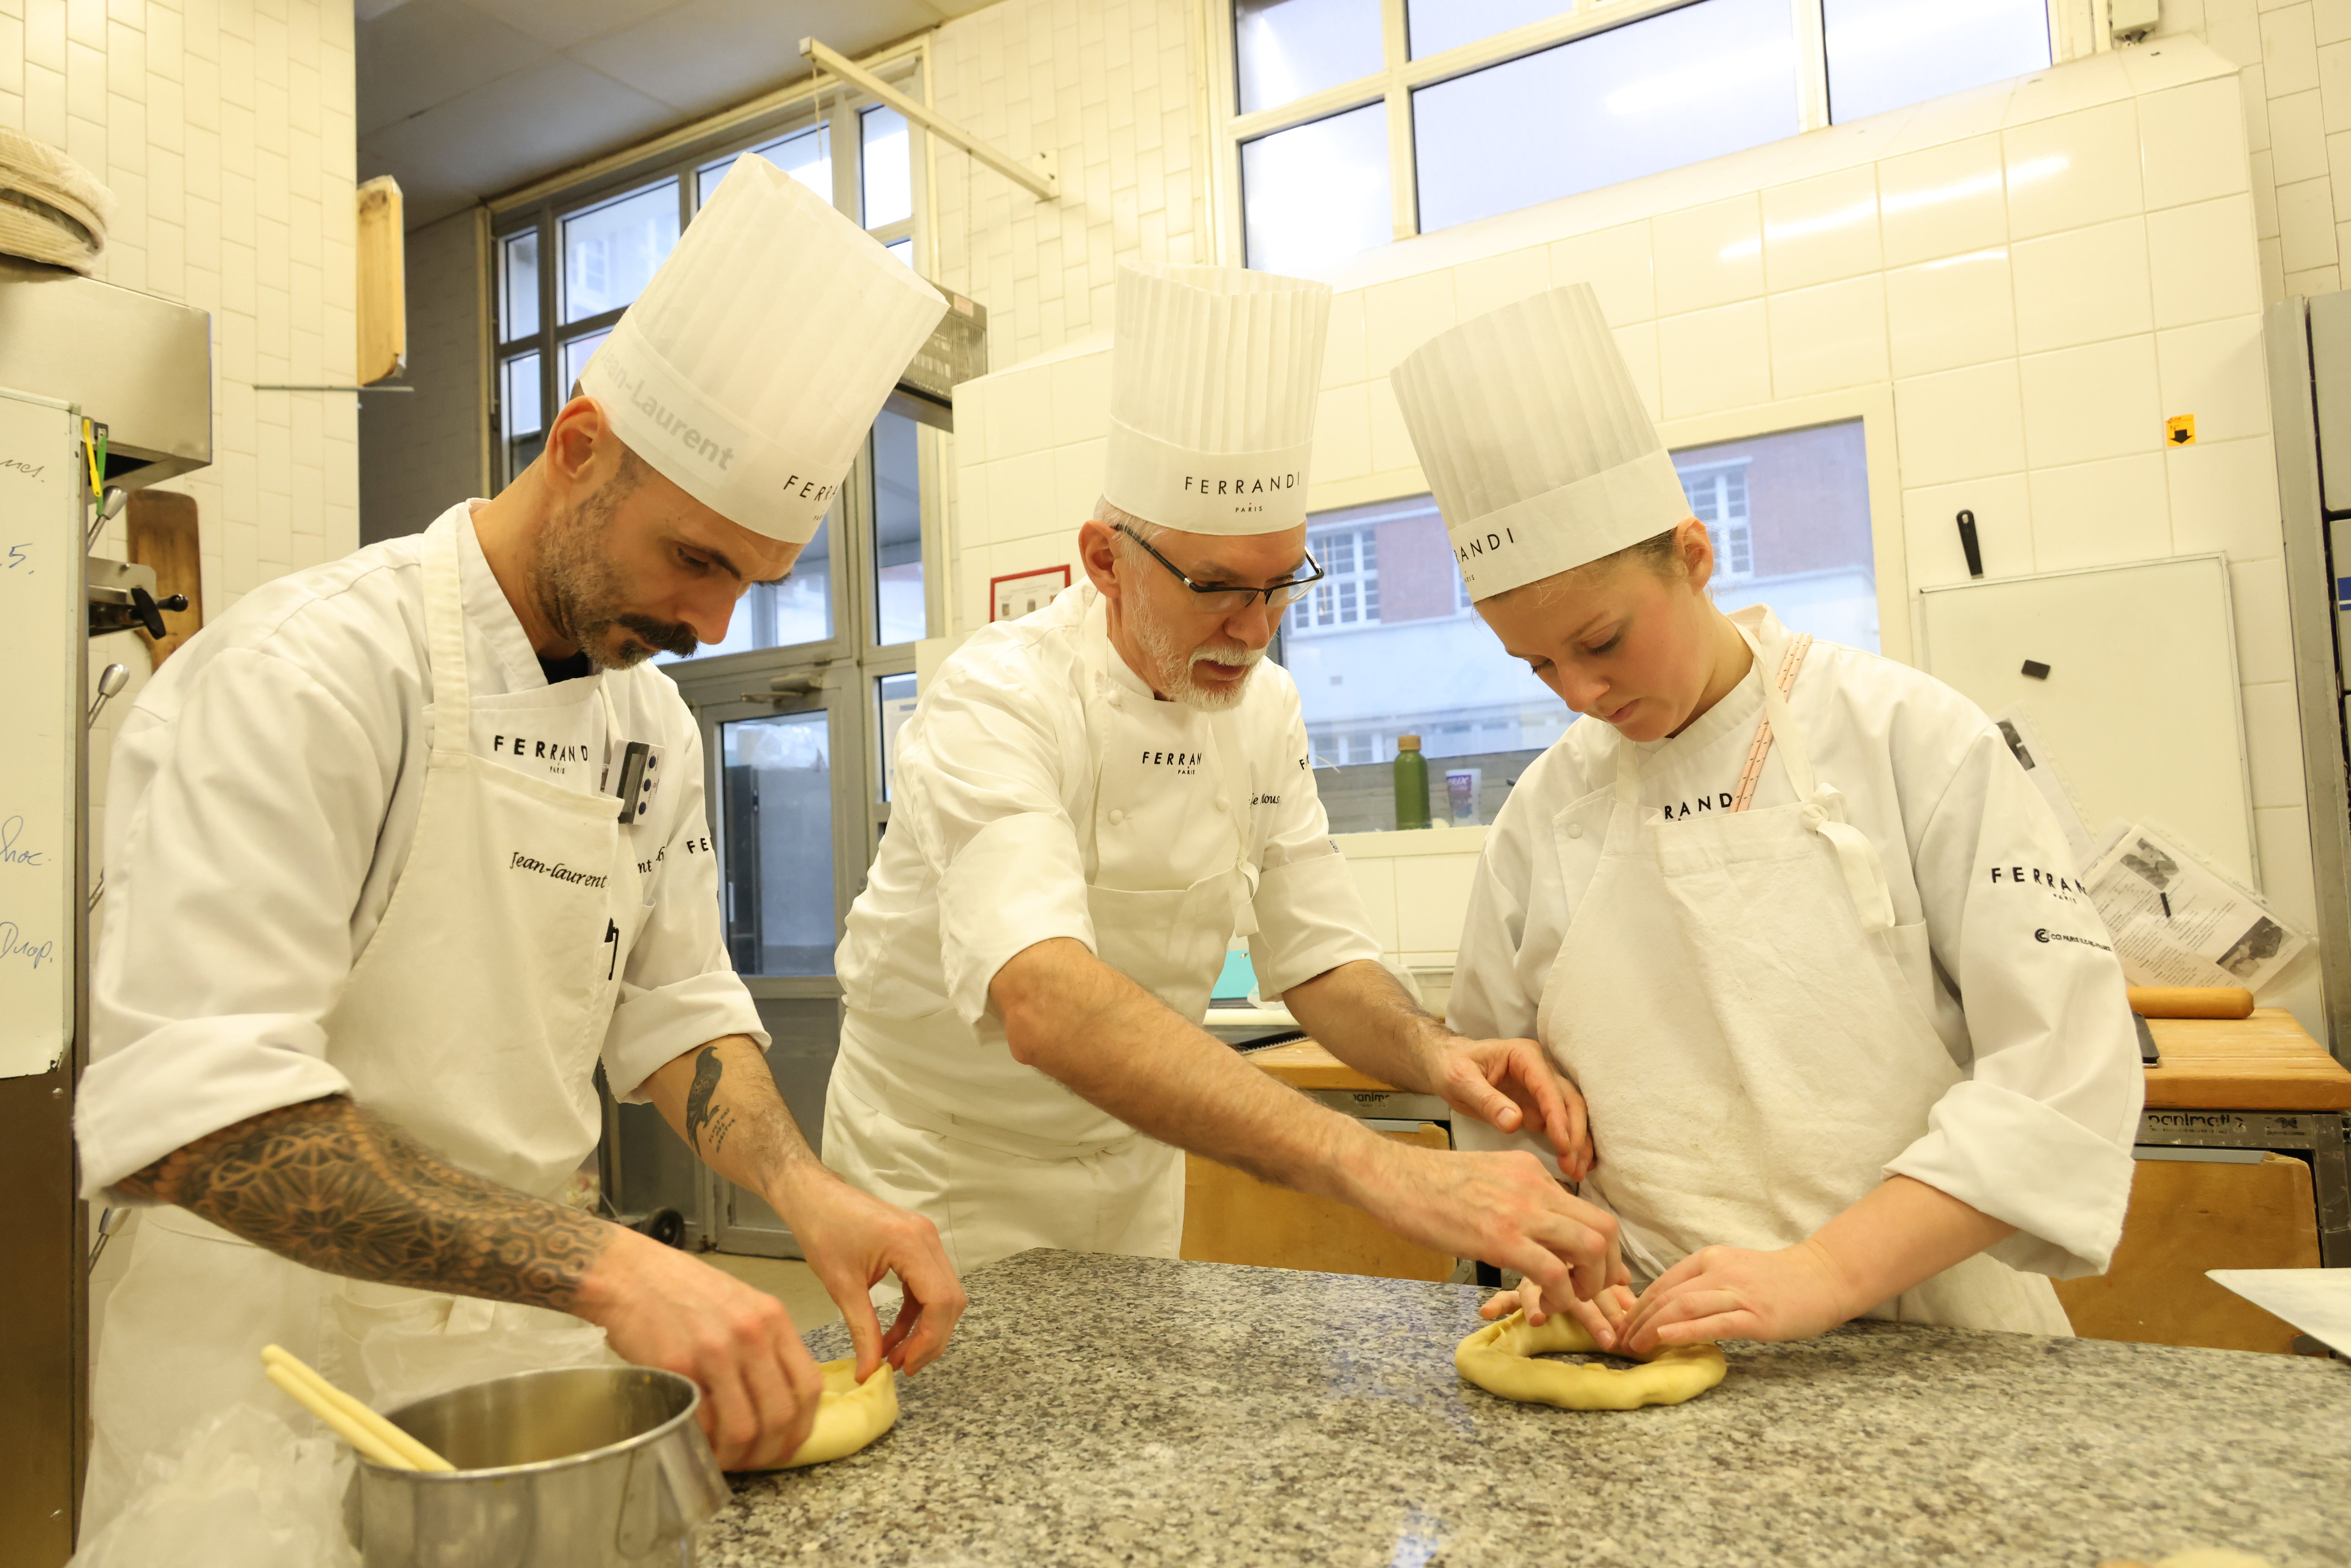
[115,1095,614,1310]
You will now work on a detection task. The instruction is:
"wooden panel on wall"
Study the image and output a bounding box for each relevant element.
[357,175,406,387]
[1182,1123,1454,1283]
[126,488,205,667]
[2056,1153,2321,1354]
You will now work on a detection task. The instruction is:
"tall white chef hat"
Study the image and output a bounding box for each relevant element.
[1390,283,1692,600]
[580,154,947,544]
[1102,261,1330,536]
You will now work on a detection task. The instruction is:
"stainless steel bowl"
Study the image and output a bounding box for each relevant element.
[347,1365,730,1567]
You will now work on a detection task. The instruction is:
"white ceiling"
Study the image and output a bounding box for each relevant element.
[356,0,998,229]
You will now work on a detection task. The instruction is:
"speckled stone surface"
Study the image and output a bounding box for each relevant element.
[699,1249,2351,1567]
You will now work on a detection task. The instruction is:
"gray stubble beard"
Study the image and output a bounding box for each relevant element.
[1131,600,1263,711]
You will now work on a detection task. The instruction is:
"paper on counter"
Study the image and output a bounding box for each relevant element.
[2081,822,2311,993]
[2208,1269,2351,1356]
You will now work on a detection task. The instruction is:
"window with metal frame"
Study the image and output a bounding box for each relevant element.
[489,54,944,1261]
[1680,458,1755,583]
[1288,520,1383,634]
[1217,0,2064,275]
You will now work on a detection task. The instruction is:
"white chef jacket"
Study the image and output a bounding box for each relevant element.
[76,501,764,1200]
[835,583,1382,1141]
[1448,607,2142,1279]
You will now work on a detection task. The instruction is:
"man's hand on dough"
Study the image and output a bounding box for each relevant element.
[1430,1037,1594,1181]
[574,1227,826,1470]
[1360,1144,1629,1347]
[1482,1280,1636,1341]
[775,1172,968,1380]
[1614,1240,1852,1355]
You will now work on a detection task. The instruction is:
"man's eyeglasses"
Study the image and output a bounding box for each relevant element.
[1114,523,1326,615]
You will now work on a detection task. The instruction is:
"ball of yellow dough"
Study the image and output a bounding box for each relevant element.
[1456,1309,1727,1410]
[757,1357,898,1469]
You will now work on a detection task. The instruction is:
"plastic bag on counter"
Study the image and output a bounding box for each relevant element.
[66,1405,358,1568]
[355,1292,615,1414]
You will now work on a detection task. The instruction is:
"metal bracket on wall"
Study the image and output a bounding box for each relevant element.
[800,37,1060,202]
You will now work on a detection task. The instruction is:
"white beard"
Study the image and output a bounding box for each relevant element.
[1133,607,1263,711]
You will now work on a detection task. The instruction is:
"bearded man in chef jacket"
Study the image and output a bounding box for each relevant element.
[74,156,968,1524]
[824,262,1630,1329]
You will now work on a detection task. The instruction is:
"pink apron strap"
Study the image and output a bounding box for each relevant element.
[1730,631,1814,813]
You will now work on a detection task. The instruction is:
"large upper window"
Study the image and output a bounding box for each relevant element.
[1291,420,1876,831]
[1225,0,2054,274]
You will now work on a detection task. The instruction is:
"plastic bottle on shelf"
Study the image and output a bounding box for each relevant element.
[1394,734,1431,830]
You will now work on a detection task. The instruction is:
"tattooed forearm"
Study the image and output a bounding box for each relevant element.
[683,1046,736,1156]
[648,1036,813,1194]
[116,1095,615,1309]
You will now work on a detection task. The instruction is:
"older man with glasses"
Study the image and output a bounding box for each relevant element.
[820,263,1633,1344]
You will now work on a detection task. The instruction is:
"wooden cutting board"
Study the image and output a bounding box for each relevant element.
[2143,1009,2351,1110]
[1250,1012,2351,1110]
[126,488,204,666]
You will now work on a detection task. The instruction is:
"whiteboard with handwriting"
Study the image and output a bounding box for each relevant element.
[0,388,79,1079]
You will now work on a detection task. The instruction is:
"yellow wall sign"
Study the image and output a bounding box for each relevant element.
[2167,414,2197,446]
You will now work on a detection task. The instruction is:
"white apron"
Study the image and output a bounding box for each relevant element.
[85,515,654,1531]
[824,620,1258,1278]
[1526,624,2068,1334]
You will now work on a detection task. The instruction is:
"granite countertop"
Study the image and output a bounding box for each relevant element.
[701,1250,2351,1567]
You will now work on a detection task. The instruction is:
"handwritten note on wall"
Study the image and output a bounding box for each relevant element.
[0,390,77,1079]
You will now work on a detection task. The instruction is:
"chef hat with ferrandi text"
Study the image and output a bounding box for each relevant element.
[1102,262,1331,536]
[580,154,947,544]
[1390,283,1692,600]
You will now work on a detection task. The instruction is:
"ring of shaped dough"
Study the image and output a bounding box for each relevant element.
[765,1358,899,1469]
[1456,1310,1727,1410]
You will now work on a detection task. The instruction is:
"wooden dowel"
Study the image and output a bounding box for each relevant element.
[261,1344,454,1472]
[264,1364,415,1469]
[2128,986,2256,1019]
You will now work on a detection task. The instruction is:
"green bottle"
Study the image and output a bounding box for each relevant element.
[1394,734,1431,830]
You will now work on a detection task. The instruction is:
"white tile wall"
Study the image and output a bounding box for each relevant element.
[941,38,2315,992]
[5,0,357,856]
[1885,249,2019,378]
[2011,218,2154,351]
[928,0,1212,373]
[2161,0,2351,310]
[2,0,359,612]
[1878,135,2009,267]
[1332,830,1485,968]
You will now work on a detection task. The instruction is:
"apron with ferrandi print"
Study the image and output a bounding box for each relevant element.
[84,512,651,1531]
[824,600,1258,1277]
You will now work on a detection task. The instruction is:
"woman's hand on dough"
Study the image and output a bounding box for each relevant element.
[1431,1036,1595,1182]
[776,1171,969,1381]
[1614,1240,1852,1355]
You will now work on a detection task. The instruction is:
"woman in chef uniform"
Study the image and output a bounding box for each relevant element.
[1389,284,2143,1346]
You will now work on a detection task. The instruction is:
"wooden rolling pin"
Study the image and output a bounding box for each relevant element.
[2128,986,2255,1019]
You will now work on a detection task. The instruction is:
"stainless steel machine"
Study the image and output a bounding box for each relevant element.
[2265,293,2351,1068]
[0,254,210,1561]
